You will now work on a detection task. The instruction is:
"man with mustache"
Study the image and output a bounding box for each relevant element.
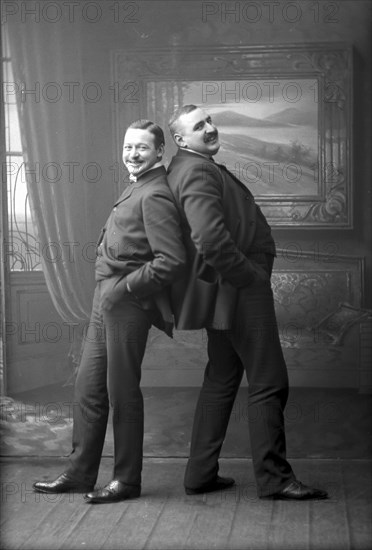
[167,104,328,501]
[33,120,186,503]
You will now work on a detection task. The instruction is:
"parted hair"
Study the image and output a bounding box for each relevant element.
[126,119,165,149]
[168,105,198,136]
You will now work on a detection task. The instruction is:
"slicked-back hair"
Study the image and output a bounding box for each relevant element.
[126,119,165,149]
[168,104,198,136]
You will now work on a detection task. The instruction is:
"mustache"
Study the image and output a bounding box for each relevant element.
[204,131,219,141]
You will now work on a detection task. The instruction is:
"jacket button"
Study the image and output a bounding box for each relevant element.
[245,196,250,200]
[113,207,117,211]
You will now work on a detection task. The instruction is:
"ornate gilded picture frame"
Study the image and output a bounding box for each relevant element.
[112,44,353,228]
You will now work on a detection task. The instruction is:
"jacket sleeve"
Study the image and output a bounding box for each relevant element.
[125,188,187,298]
[179,162,267,287]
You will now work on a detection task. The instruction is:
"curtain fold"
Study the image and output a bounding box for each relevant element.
[6,19,95,322]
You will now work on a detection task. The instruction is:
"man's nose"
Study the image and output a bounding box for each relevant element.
[205,122,216,133]
[129,149,139,158]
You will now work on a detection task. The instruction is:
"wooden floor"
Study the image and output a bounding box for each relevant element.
[1,457,371,550]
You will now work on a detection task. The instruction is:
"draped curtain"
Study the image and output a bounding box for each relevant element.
[6,18,95,323]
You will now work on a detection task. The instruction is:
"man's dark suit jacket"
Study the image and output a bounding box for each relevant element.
[167,149,271,330]
[95,165,186,335]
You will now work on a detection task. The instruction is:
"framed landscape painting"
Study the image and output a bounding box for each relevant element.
[113,44,353,228]
[147,78,320,199]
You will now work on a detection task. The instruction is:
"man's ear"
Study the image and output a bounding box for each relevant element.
[174,133,186,148]
[157,143,165,159]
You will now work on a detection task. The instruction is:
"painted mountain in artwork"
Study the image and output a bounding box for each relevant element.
[265,107,317,127]
[212,108,316,128]
[211,110,284,127]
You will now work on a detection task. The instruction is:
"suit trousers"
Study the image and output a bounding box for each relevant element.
[184,258,295,497]
[65,282,154,488]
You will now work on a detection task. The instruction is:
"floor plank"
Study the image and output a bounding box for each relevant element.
[101,498,169,550]
[341,460,372,550]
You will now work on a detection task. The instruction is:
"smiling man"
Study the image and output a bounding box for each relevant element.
[33,120,186,504]
[167,105,328,501]
[123,125,163,180]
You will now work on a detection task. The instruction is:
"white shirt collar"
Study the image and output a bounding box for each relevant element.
[128,162,163,183]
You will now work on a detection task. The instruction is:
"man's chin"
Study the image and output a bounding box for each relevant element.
[209,143,220,155]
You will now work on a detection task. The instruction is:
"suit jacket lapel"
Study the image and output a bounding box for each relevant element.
[114,184,135,206]
[114,166,166,206]
[215,162,253,196]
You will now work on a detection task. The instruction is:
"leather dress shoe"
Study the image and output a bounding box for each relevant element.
[185,475,235,495]
[84,480,141,504]
[33,473,93,494]
[271,480,328,500]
